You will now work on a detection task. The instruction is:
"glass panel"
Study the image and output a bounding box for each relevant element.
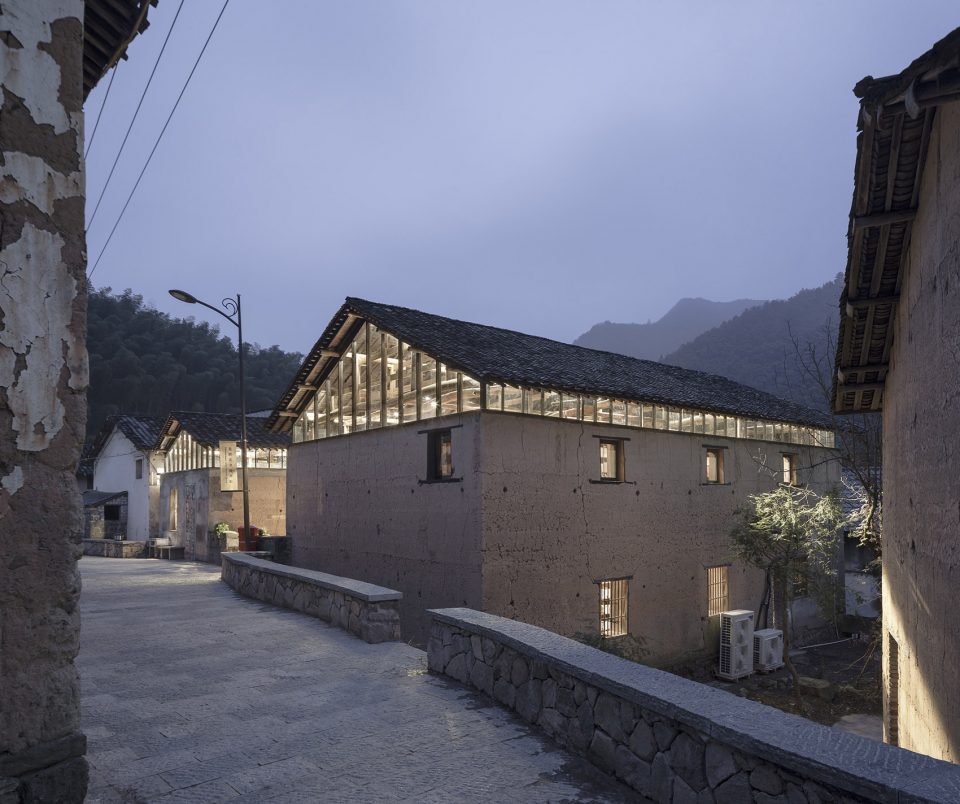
[599,441,619,479]
[524,388,543,415]
[504,385,523,413]
[367,324,383,427]
[544,390,561,417]
[582,397,596,422]
[438,363,457,416]
[438,432,453,478]
[384,334,400,425]
[353,330,367,432]
[681,409,694,433]
[462,373,481,411]
[562,393,580,420]
[703,413,714,435]
[340,342,354,434]
[612,399,626,426]
[596,397,611,423]
[402,343,417,422]
[654,405,667,430]
[668,408,680,431]
[627,402,641,428]
[420,353,437,419]
[641,404,654,429]
[314,388,327,438]
[485,382,503,411]
[293,415,304,444]
[706,450,719,482]
[693,411,704,434]
[304,398,315,441]
[327,369,341,436]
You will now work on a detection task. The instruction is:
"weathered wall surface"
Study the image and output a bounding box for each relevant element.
[883,100,960,763]
[287,411,837,654]
[288,414,484,643]
[92,428,156,540]
[0,2,89,800]
[159,469,286,563]
[476,413,839,665]
[83,494,127,540]
[81,539,145,559]
[428,608,960,803]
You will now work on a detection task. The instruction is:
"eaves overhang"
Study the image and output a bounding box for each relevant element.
[832,26,960,415]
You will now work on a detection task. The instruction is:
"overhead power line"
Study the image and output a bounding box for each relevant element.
[85,60,119,160]
[86,0,186,231]
[88,0,232,280]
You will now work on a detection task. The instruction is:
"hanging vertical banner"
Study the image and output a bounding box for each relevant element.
[219,440,239,491]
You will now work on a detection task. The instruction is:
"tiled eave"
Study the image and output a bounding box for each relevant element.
[833,27,960,414]
[84,0,157,99]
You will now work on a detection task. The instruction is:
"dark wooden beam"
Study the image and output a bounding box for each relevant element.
[852,209,917,230]
[845,295,899,315]
[838,382,885,394]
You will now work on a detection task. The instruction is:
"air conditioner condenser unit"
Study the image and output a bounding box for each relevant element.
[753,628,784,672]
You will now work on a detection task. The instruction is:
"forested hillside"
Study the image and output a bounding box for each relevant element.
[86,288,303,437]
[575,297,764,360]
[661,276,843,410]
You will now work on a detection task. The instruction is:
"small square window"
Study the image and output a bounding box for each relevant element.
[599,578,628,637]
[705,448,724,483]
[427,429,454,480]
[104,504,121,522]
[135,458,143,479]
[707,565,729,616]
[599,439,623,481]
[782,453,798,485]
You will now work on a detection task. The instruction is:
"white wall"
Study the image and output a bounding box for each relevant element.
[92,428,160,541]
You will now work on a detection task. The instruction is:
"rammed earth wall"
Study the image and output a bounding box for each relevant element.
[0,2,89,801]
[221,552,402,643]
[427,608,960,804]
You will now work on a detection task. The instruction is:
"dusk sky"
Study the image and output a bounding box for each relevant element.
[83,2,960,354]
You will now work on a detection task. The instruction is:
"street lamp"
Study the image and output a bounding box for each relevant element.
[168,289,250,545]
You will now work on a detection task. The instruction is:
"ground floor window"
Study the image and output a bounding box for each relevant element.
[427,429,454,480]
[705,447,725,483]
[599,578,628,637]
[707,565,729,616]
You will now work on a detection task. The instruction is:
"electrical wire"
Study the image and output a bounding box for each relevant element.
[86,0,186,231]
[85,61,119,160]
[88,0,231,279]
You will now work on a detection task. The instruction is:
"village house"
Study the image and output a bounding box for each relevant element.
[833,27,960,762]
[268,298,840,661]
[82,414,165,542]
[157,411,290,563]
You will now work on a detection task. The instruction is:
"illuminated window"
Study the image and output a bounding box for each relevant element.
[427,429,454,480]
[782,453,798,485]
[599,440,623,481]
[707,565,729,616]
[599,579,628,637]
[705,448,724,483]
[169,488,178,531]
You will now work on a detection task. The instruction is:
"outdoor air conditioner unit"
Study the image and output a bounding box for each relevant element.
[718,609,754,680]
[753,628,784,672]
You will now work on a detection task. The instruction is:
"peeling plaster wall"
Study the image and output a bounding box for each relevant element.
[882,100,960,763]
[475,414,839,665]
[287,414,484,643]
[0,1,89,799]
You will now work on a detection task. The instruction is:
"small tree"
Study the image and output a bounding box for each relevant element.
[730,486,843,691]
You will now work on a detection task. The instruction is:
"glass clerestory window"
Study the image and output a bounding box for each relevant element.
[291,321,836,449]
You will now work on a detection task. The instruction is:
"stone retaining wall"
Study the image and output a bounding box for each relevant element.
[221,553,401,644]
[427,608,960,804]
[82,540,146,559]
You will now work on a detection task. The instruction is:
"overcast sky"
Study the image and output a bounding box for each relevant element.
[83,2,960,354]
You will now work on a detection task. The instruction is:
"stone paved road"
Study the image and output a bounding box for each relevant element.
[79,558,638,803]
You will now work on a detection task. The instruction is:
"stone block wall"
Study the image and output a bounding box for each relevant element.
[427,608,960,804]
[221,553,401,644]
[81,540,145,559]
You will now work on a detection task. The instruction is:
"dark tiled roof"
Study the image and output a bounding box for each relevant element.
[89,414,165,458]
[84,1,155,99]
[157,412,291,451]
[83,490,127,507]
[270,298,835,431]
[833,27,960,413]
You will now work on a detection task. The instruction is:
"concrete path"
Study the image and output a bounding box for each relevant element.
[833,713,884,741]
[79,558,636,802]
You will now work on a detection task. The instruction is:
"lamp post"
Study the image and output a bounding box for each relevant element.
[168,289,250,545]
